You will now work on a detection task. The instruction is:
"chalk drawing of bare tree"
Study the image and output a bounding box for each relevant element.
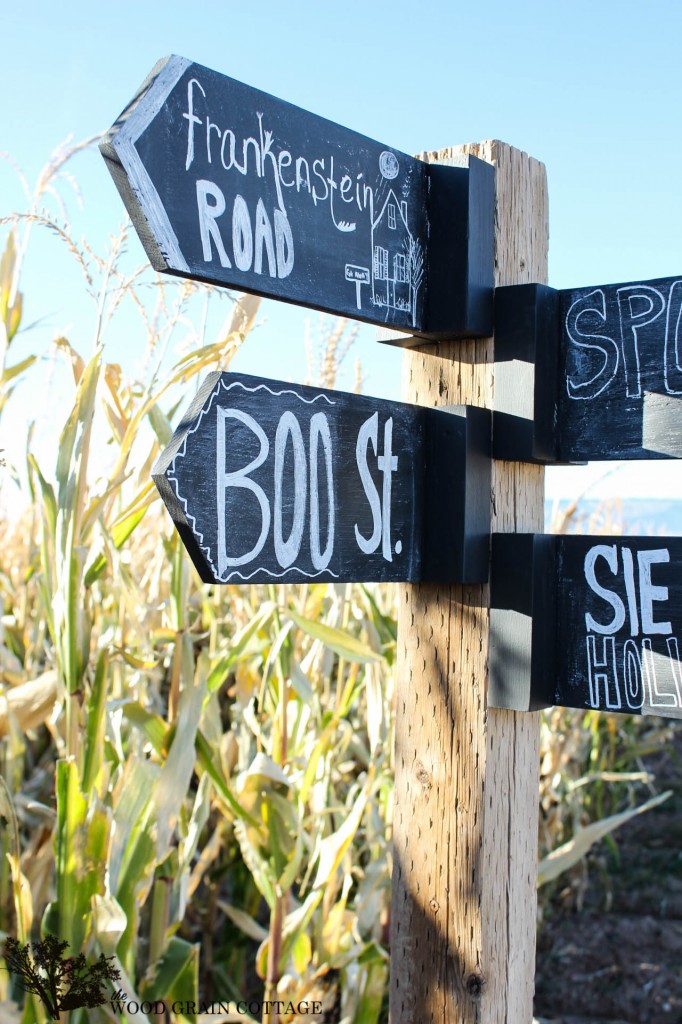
[404,236,424,327]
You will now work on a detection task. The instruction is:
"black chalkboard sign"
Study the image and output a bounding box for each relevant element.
[493,277,682,462]
[101,57,494,341]
[490,534,682,720]
[153,373,491,584]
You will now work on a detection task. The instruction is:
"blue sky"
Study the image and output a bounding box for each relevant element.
[2,0,682,502]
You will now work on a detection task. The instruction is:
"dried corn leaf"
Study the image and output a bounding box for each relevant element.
[0,671,58,737]
[538,789,672,886]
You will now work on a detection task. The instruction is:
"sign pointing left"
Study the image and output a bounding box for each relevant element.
[152,373,491,585]
[100,57,494,341]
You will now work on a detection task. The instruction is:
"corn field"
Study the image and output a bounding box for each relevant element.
[0,140,675,1024]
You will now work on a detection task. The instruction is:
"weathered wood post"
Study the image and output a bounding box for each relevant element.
[391,142,549,1023]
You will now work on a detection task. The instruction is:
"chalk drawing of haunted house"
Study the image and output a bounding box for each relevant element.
[371,190,423,325]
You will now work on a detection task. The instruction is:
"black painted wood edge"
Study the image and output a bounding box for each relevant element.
[423,157,495,339]
[489,533,557,711]
[421,405,491,583]
[377,155,495,346]
[492,284,569,464]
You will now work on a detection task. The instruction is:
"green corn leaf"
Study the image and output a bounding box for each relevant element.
[266,790,300,882]
[291,931,312,976]
[7,291,22,341]
[277,807,304,892]
[299,719,338,806]
[122,702,169,756]
[82,650,108,793]
[141,937,199,1024]
[286,608,382,664]
[110,760,159,970]
[289,660,314,705]
[55,759,108,952]
[277,889,324,969]
[234,818,277,911]
[53,351,100,696]
[109,759,158,898]
[360,584,398,645]
[147,403,174,448]
[114,648,158,671]
[194,730,260,829]
[3,353,35,383]
[147,680,205,862]
[206,603,274,693]
[27,453,57,541]
[83,503,149,586]
[55,349,99,498]
[179,774,212,873]
[55,758,86,948]
[0,233,22,342]
[0,775,21,868]
[354,944,389,1024]
[0,232,17,319]
[313,773,374,890]
[110,679,205,966]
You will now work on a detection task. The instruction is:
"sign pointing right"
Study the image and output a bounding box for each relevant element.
[491,534,682,720]
[493,275,682,463]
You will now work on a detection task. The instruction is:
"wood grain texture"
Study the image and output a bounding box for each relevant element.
[390,141,548,1024]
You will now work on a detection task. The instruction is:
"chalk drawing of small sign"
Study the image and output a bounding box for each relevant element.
[345,265,370,309]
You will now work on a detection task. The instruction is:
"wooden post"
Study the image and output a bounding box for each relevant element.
[390,142,549,1023]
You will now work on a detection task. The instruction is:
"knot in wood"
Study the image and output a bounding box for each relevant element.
[466,973,484,999]
[414,760,432,792]
[429,898,440,913]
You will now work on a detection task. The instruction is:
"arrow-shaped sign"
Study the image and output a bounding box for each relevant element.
[152,373,491,585]
[101,57,494,342]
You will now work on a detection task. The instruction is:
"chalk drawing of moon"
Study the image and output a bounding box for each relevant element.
[379,151,399,180]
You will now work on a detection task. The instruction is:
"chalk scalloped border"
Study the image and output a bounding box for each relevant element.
[166,378,339,582]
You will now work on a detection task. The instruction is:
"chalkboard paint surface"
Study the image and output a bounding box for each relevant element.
[554,535,682,718]
[153,373,491,585]
[559,276,682,459]
[493,277,682,462]
[490,534,682,720]
[101,57,494,340]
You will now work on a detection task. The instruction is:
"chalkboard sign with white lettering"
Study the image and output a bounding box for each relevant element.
[490,534,682,720]
[101,57,494,341]
[493,277,682,462]
[153,373,491,584]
